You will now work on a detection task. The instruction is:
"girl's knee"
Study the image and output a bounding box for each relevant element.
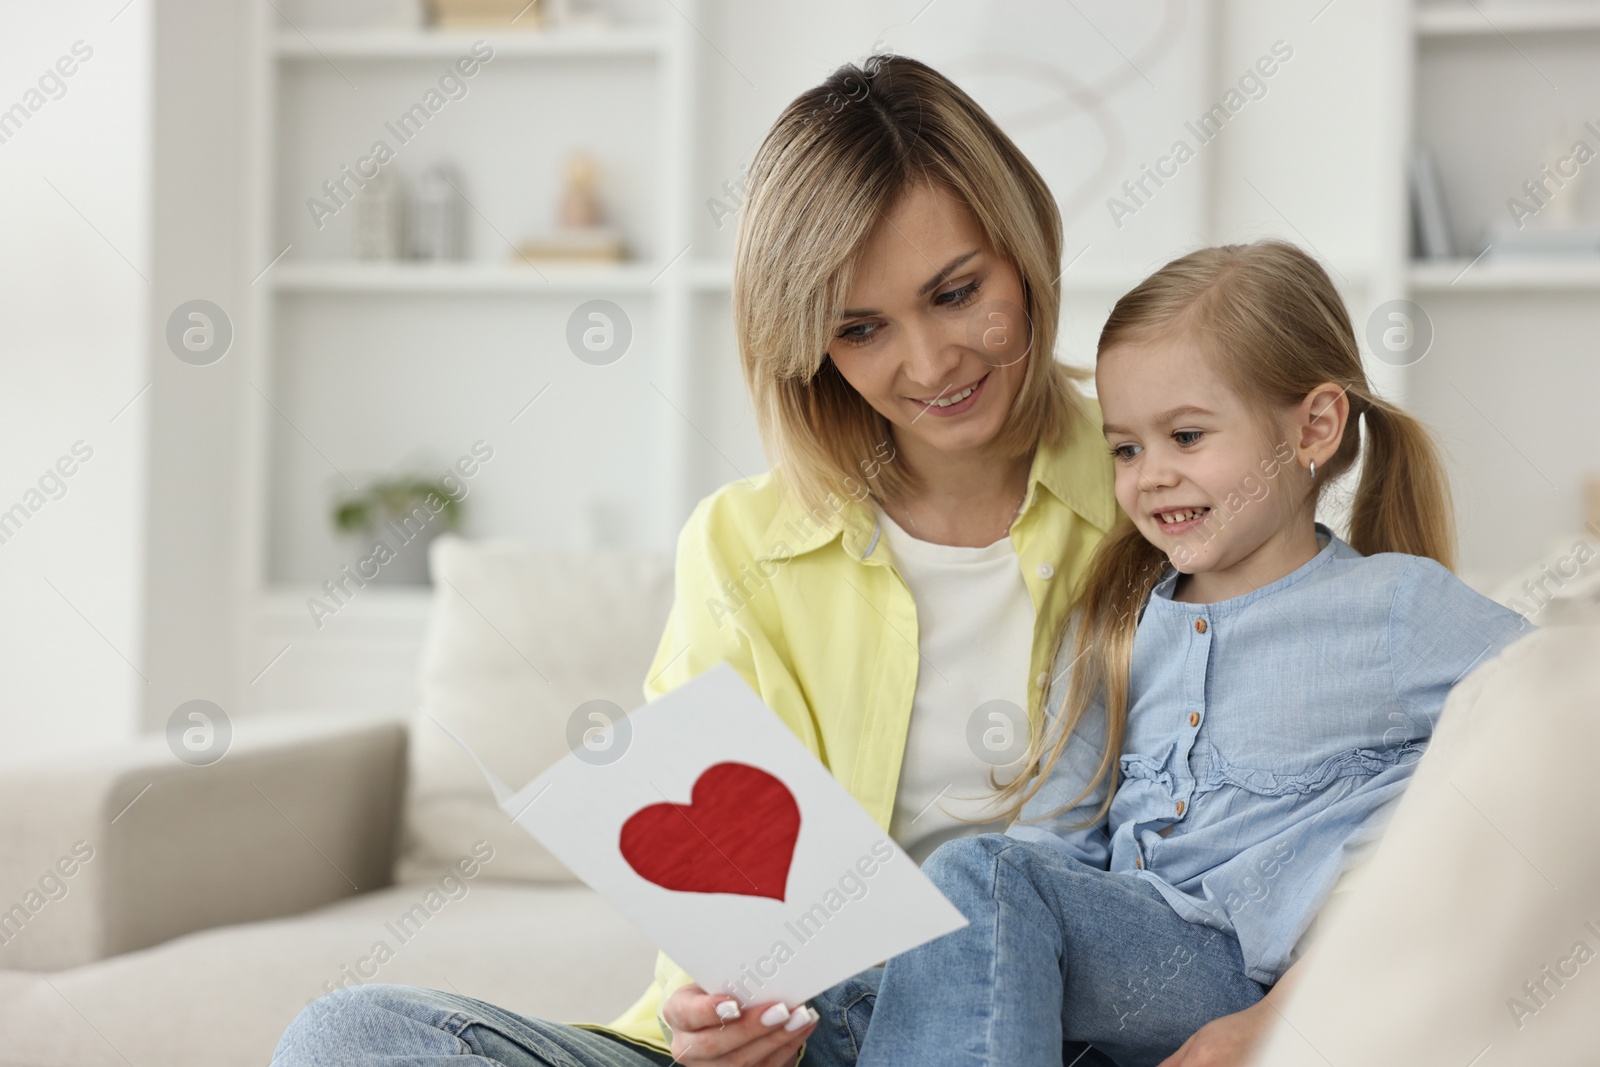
[922,833,1014,888]
[924,835,1095,905]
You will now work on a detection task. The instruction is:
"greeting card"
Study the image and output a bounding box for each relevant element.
[434,662,968,1008]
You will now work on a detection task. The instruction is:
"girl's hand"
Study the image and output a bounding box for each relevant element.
[661,983,819,1066]
[1156,998,1275,1067]
[1160,954,1306,1067]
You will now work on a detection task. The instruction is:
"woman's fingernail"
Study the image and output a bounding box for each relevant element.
[716,1000,742,1021]
[759,1003,791,1027]
[784,1006,815,1032]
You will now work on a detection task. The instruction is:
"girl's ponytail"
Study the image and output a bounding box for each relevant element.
[1345,393,1457,571]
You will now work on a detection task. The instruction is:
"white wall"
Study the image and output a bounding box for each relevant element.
[0,3,150,759]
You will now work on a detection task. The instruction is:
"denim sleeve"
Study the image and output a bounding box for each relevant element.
[1005,637,1113,869]
[1389,556,1536,734]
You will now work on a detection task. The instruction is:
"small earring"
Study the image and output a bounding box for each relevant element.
[1309,458,1317,481]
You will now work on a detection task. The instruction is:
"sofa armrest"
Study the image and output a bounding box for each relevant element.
[0,712,406,972]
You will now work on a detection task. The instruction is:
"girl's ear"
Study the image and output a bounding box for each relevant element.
[1296,381,1350,466]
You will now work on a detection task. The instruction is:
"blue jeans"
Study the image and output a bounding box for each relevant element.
[272,836,1261,1067]
[272,985,681,1067]
[271,980,1111,1067]
[803,966,1119,1067]
[273,983,887,1067]
[812,834,1269,1067]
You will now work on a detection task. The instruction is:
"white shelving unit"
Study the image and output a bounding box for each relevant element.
[268,260,668,292]
[1408,2,1600,287]
[273,25,668,58]
[240,0,707,715]
[1414,2,1600,37]
[1404,0,1600,582]
[1409,257,1600,291]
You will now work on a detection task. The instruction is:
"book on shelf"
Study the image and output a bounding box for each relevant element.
[1409,142,1455,260]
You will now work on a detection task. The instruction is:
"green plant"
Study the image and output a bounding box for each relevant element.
[333,476,463,534]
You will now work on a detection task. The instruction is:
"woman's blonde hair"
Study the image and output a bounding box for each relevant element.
[994,239,1460,829]
[733,53,1093,514]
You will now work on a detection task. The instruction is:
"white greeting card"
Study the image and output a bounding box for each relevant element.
[434,661,968,1008]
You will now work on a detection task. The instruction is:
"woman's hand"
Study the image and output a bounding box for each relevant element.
[1155,997,1276,1067]
[662,983,819,1067]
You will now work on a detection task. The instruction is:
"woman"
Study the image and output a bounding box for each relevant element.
[275,54,1124,1067]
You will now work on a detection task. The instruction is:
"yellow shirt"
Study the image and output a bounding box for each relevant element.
[582,394,1120,1053]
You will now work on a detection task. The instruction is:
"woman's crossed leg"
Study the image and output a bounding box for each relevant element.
[272,984,678,1067]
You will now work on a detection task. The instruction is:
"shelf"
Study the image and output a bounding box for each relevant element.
[681,261,1158,296]
[263,584,434,620]
[260,584,434,646]
[268,259,666,294]
[273,259,956,295]
[682,261,1151,294]
[274,25,665,59]
[1415,3,1600,37]
[1408,256,1600,291]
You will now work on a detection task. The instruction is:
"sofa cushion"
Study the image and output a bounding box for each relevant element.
[395,536,675,885]
[1486,528,1600,625]
[0,879,658,1067]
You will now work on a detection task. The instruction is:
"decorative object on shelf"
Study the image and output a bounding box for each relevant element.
[559,151,603,227]
[429,0,544,29]
[355,166,408,260]
[332,475,465,585]
[1408,142,1455,260]
[315,0,427,28]
[1487,115,1600,259]
[545,0,613,28]
[513,150,626,262]
[412,162,467,260]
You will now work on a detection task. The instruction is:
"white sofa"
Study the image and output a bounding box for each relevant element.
[0,530,1595,1066]
[0,536,676,1067]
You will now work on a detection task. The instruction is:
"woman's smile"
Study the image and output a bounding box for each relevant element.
[907,371,989,418]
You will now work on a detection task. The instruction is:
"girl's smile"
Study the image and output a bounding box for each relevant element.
[1150,506,1211,534]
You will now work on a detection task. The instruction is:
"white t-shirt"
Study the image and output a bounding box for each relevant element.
[876,505,1038,865]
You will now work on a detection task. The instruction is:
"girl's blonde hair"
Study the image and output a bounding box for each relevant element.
[733,53,1094,514]
[994,239,1459,829]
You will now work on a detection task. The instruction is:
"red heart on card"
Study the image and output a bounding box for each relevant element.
[619,762,800,902]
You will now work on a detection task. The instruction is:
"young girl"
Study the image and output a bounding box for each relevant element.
[813,240,1535,1067]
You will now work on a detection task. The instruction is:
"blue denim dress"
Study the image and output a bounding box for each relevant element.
[1007,521,1535,985]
